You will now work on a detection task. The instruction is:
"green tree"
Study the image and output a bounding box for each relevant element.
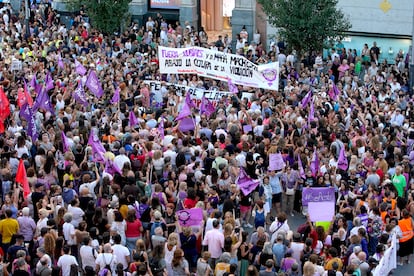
[257,0,351,53]
[70,0,131,34]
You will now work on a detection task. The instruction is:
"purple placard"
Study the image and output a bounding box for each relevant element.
[243,124,252,133]
[302,187,335,206]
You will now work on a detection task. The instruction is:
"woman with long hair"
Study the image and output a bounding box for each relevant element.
[125,209,144,253]
[171,248,190,276]
[164,233,178,276]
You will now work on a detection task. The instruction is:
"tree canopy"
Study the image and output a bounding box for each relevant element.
[258,0,351,53]
[70,0,131,34]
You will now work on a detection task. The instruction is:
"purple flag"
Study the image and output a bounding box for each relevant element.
[29,74,37,89]
[85,70,104,98]
[337,146,348,171]
[88,130,106,163]
[200,96,215,117]
[228,78,239,94]
[301,90,312,107]
[45,72,54,92]
[20,103,38,142]
[298,155,306,179]
[61,132,70,152]
[309,99,315,122]
[58,55,65,69]
[110,87,120,104]
[237,167,260,196]
[105,158,122,175]
[129,111,139,128]
[73,82,89,107]
[75,59,87,76]
[329,83,340,101]
[302,187,335,206]
[176,208,204,226]
[33,87,55,115]
[185,92,196,109]
[310,148,320,177]
[178,117,195,132]
[175,100,192,121]
[158,117,164,140]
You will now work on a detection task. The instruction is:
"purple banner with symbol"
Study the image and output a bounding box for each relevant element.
[302,187,335,206]
[176,208,203,226]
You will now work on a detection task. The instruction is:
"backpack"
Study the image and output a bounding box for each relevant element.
[300,247,313,265]
[149,257,164,276]
[62,188,75,205]
[150,221,162,236]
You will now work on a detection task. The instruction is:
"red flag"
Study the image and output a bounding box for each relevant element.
[16,159,31,197]
[0,86,10,133]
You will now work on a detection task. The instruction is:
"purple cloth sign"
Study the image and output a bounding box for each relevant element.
[243,124,252,133]
[176,208,203,226]
[308,202,335,222]
[302,187,335,206]
[268,153,286,171]
[237,167,260,196]
[178,117,195,132]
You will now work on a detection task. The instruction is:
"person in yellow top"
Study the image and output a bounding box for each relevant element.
[0,209,19,253]
[324,247,343,272]
[398,209,414,265]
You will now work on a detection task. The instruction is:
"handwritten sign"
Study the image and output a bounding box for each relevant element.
[158,46,279,90]
[243,124,252,133]
[302,187,335,206]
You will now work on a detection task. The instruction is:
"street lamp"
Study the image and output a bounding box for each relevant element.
[24,0,30,36]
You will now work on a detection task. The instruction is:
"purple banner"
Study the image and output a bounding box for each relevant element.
[176,208,203,227]
[302,187,335,206]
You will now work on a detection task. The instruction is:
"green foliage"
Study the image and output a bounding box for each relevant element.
[257,0,351,53]
[69,0,131,34]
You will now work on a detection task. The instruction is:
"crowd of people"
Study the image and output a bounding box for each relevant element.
[0,2,413,276]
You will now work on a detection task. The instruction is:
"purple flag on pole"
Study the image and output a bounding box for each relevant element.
[185,92,196,109]
[110,87,120,104]
[85,70,104,98]
[88,130,106,163]
[310,148,320,177]
[75,59,87,76]
[176,208,204,227]
[329,83,340,101]
[58,55,65,69]
[129,111,139,128]
[158,117,164,140]
[61,132,70,152]
[301,90,312,107]
[178,117,195,132]
[105,158,122,175]
[298,155,306,179]
[228,78,239,94]
[175,100,191,121]
[200,96,215,117]
[309,99,315,122]
[73,82,89,107]
[29,74,37,89]
[20,103,38,142]
[33,87,55,115]
[237,167,260,196]
[45,72,54,92]
[337,146,348,171]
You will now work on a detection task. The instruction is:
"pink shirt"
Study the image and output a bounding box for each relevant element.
[202,228,224,259]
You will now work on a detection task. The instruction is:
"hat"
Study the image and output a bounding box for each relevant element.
[35,183,44,188]
[154,210,162,220]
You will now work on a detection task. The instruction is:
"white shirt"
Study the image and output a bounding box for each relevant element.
[68,205,85,228]
[111,244,130,270]
[57,254,78,276]
[80,245,97,270]
[95,253,118,276]
[79,181,98,199]
[63,222,75,245]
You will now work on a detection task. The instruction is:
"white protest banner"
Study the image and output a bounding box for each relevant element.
[142,81,253,107]
[373,233,397,276]
[268,153,286,171]
[308,202,335,222]
[158,46,279,90]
